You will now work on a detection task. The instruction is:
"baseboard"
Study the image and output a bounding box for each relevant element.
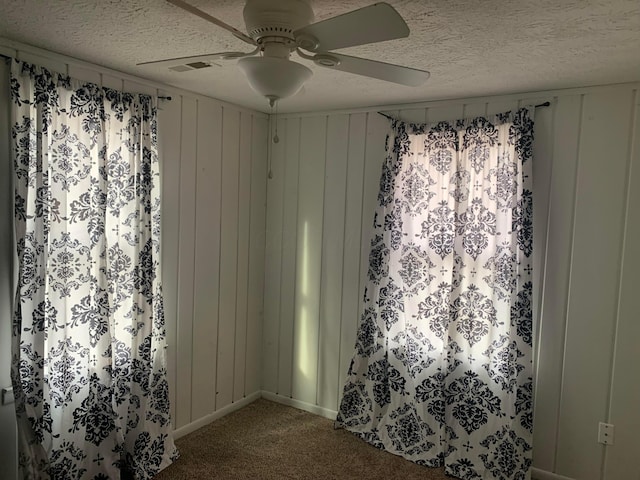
[261,391,338,421]
[531,468,575,480]
[172,391,262,439]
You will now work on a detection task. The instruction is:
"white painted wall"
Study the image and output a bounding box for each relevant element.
[0,43,269,473]
[262,84,640,480]
[155,85,268,433]
[156,87,268,433]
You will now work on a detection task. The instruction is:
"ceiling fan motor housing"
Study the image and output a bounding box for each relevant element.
[243,0,314,45]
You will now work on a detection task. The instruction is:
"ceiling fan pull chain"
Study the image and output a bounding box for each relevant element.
[267,99,279,180]
[273,100,280,144]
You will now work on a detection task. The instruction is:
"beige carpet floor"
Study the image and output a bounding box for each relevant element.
[155,398,449,479]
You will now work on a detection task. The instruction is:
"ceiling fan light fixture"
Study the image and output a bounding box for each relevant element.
[238,56,312,103]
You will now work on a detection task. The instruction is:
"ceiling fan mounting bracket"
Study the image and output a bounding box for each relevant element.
[257,36,297,48]
[243,0,314,43]
[261,40,296,59]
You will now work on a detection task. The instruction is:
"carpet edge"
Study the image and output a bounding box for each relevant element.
[531,468,576,480]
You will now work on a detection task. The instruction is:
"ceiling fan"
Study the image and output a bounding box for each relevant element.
[139,0,430,106]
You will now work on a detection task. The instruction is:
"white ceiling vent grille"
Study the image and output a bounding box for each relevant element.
[169,62,213,72]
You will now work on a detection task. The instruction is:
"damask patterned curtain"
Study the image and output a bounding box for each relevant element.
[337,110,535,480]
[10,60,177,479]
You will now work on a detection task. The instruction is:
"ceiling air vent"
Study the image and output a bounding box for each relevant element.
[187,62,212,69]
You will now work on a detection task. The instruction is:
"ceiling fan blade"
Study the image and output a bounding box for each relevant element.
[137,51,248,68]
[166,0,256,46]
[315,52,430,87]
[294,3,409,52]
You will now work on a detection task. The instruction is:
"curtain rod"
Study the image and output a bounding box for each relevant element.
[377,101,550,121]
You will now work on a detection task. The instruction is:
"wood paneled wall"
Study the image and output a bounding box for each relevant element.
[262,84,640,480]
[158,95,268,432]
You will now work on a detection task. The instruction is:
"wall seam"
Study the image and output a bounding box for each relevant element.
[277,118,292,395]
[290,118,302,395]
[315,115,329,407]
[286,118,299,397]
[189,99,199,422]
[534,96,557,404]
[261,114,272,392]
[275,116,286,394]
[232,110,242,403]
[336,114,352,408]
[553,93,585,473]
[174,96,184,424]
[243,114,254,398]
[258,116,269,391]
[273,117,285,394]
[214,106,225,410]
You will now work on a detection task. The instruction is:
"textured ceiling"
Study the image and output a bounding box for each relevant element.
[1,0,639,113]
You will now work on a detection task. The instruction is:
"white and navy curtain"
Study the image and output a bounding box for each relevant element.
[337,109,535,480]
[10,59,178,479]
